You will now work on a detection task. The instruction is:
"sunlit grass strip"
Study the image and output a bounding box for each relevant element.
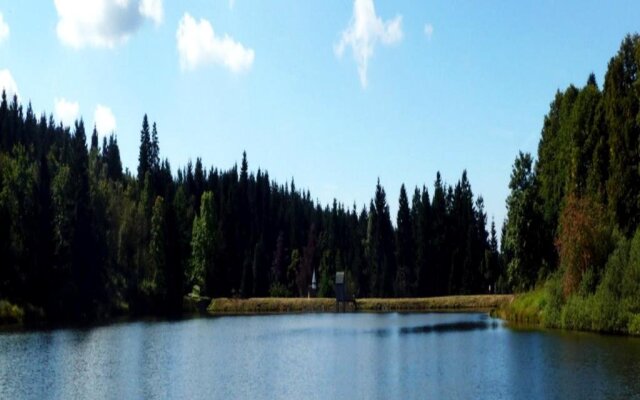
[357,295,514,312]
[207,295,514,314]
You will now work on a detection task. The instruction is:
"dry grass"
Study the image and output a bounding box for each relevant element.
[207,295,514,315]
[208,297,339,313]
[357,295,513,312]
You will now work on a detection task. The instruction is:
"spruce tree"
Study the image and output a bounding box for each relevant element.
[90,125,99,152]
[395,184,413,297]
[137,114,151,183]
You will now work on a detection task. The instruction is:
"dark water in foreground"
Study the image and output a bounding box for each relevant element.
[1,312,640,399]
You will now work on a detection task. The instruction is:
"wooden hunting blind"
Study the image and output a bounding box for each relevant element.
[335,271,346,311]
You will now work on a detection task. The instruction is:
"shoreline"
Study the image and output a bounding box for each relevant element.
[207,295,515,315]
[0,295,515,332]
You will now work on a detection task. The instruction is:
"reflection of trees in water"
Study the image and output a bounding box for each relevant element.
[398,321,500,335]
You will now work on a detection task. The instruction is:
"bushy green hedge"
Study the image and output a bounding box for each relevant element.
[503,227,640,335]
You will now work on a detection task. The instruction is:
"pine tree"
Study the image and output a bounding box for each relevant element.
[604,35,640,234]
[148,196,167,303]
[90,125,99,152]
[150,122,160,173]
[105,135,123,181]
[395,184,413,296]
[137,114,151,183]
[365,179,395,297]
[503,152,544,291]
[70,120,100,320]
[431,172,448,295]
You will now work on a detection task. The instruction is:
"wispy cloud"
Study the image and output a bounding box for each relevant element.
[424,23,434,40]
[0,69,18,99]
[335,0,403,88]
[176,13,254,73]
[54,97,80,127]
[0,13,9,44]
[53,0,164,49]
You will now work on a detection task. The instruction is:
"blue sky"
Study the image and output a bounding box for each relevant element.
[1,1,640,228]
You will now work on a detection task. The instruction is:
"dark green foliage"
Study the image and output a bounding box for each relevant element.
[104,135,123,181]
[412,187,429,296]
[395,185,413,297]
[365,180,396,297]
[137,115,151,183]
[604,36,640,234]
[0,92,498,326]
[502,152,546,291]
[500,34,640,333]
[190,191,217,293]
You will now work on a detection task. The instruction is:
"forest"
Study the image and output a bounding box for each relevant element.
[0,94,501,324]
[5,32,640,330]
[501,34,640,333]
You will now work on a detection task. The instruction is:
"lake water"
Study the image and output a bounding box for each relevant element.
[1,312,640,399]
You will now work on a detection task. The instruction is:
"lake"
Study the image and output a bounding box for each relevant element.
[1,312,640,399]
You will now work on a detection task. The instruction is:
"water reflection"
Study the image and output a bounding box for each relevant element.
[269,316,500,338]
[398,320,500,335]
[1,313,640,400]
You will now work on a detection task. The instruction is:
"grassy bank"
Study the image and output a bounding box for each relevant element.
[496,275,640,336]
[492,289,548,325]
[207,295,514,314]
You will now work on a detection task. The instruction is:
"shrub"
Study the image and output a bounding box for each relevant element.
[578,267,598,297]
[620,229,640,314]
[542,273,564,327]
[561,295,594,331]
[268,282,291,297]
[591,236,629,332]
[628,314,640,335]
[0,300,24,324]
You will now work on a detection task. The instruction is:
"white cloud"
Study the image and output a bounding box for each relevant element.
[335,0,403,88]
[229,0,236,10]
[54,0,164,48]
[0,13,9,43]
[94,104,116,135]
[424,23,434,40]
[54,97,80,127]
[0,69,18,99]
[139,0,163,25]
[176,13,254,73]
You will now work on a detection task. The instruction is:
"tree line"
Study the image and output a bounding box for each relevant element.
[501,34,640,332]
[0,93,501,324]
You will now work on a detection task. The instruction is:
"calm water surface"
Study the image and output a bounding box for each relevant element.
[1,312,640,399]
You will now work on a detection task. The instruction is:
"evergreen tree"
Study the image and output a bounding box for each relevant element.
[604,35,640,234]
[69,120,100,320]
[90,126,99,152]
[395,184,413,297]
[148,196,167,304]
[486,218,500,292]
[105,135,123,181]
[150,122,160,173]
[137,114,151,183]
[431,172,448,295]
[365,180,395,297]
[502,152,544,291]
